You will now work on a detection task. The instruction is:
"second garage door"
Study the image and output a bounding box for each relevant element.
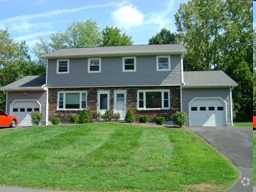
[11,100,41,126]
[189,98,226,127]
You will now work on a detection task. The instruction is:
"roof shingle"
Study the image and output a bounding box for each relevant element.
[1,75,46,91]
[183,71,238,87]
[43,44,187,59]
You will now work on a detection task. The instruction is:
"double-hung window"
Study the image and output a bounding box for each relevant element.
[58,91,87,110]
[156,56,171,71]
[88,58,101,73]
[57,59,69,74]
[138,90,170,110]
[123,57,136,72]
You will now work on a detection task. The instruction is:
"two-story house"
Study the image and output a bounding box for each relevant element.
[1,44,237,127]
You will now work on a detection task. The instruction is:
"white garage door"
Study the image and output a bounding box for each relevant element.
[189,98,226,127]
[11,100,40,126]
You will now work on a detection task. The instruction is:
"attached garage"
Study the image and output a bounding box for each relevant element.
[182,71,238,127]
[1,75,47,126]
[189,98,226,126]
[11,100,41,126]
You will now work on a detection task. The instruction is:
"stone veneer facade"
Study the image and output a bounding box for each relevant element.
[48,86,180,122]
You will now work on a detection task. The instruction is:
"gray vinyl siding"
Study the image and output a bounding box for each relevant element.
[6,91,47,124]
[182,88,232,124]
[47,55,182,88]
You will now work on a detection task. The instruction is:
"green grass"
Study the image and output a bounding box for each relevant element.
[254,132,256,186]
[0,123,239,191]
[233,122,252,128]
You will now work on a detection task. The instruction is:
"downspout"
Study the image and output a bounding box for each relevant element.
[45,58,49,125]
[230,86,234,126]
[180,53,185,111]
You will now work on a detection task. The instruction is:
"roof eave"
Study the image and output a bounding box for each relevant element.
[1,87,46,92]
[43,51,187,59]
[183,84,238,88]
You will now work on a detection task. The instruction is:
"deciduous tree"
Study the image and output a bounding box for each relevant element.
[102,26,132,46]
[175,0,253,121]
[149,28,177,45]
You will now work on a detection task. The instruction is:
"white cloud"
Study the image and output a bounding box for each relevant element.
[146,0,175,29]
[112,4,144,29]
[1,3,114,24]
[0,1,121,48]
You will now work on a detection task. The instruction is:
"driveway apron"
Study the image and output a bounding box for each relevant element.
[191,127,253,192]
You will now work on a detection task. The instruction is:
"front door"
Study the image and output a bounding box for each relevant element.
[97,91,110,115]
[114,90,126,120]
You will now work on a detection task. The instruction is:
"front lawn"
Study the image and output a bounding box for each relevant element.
[0,123,239,191]
[233,122,252,128]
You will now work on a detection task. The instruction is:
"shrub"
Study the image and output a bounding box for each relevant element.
[51,117,60,125]
[79,110,90,123]
[125,109,135,123]
[155,116,165,125]
[69,114,79,124]
[101,110,113,121]
[171,111,188,127]
[31,111,43,126]
[93,111,101,121]
[113,113,121,121]
[139,115,149,123]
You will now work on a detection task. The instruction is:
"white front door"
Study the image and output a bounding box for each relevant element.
[97,91,110,115]
[114,90,127,120]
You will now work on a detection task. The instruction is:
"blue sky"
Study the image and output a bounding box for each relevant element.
[0,0,188,53]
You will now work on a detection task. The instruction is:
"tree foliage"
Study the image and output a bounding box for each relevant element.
[102,26,132,46]
[33,20,133,62]
[175,0,253,121]
[149,28,177,44]
[33,38,53,65]
[0,32,45,110]
[0,29,18,67]
[49,20,102,49]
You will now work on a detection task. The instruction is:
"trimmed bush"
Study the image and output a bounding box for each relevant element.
[31,111,43,126]
[93,112,101,121]
[79,110,90,123]
[125,109,135,123]
[113,113,121,121]
[69,114,79,124]
[139,115,149,123]
[101,110,113,121]
[155,116,165,125]
[171,111,188,127]
[51,117,60,125]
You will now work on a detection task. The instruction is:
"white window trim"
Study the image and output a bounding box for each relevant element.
[57,59,69,74]
[137,90,170,110]
[57,91,87,110]
[122,57,136,72]
[88,58,101,73]
[156,56,171,71]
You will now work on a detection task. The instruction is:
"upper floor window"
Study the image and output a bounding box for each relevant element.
[123,57,136,72]
[156,56,171,71]
[57,91,87,110]
[57,59,69,74]
[88,58,101,73]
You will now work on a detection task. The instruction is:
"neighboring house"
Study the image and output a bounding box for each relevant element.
[1,44,238,127]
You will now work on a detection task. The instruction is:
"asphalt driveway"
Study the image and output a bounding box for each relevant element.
[191,127,253,192]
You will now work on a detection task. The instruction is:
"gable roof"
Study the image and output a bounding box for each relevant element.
[183,71,238,88]
[0,75,46,91]
[43,44,187,59]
